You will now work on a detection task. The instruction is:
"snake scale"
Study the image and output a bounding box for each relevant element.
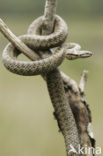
[0,0,93,155]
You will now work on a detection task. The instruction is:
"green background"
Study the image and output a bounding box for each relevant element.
[0,0,103,155]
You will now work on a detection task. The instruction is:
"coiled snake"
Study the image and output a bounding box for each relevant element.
[2,15,91,76]
[0,0,93,155]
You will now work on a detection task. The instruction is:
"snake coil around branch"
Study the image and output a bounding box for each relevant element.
[0,0,94,156]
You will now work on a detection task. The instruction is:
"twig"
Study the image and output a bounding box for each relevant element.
[42,0,57,34]
[79,70,88,94]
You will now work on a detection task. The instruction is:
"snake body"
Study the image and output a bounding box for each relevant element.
[1,10,93,155]
[2,15,91,76]
[2,15,68,76]
[3,43,65,76]
[2,14,81,155]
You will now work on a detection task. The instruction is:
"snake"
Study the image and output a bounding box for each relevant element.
[2,15,91,76]
[2,15,67,75]
[1,12,92,155]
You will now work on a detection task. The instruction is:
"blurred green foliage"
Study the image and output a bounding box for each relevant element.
[0,0,103,156]
[0,0,103,16]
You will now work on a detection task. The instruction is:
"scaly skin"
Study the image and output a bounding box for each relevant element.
[2,15,92,76]
[1,12,93,156]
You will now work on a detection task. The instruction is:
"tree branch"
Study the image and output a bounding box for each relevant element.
[42,0,57,35]
[61,71,79,94]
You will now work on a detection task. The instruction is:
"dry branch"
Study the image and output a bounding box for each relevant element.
[79,70,88,94]
[0,19,39,60]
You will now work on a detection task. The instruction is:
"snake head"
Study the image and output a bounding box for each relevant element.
[63,42,92,60]
[66,50,92,60]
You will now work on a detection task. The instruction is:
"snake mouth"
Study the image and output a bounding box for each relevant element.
[78,51,93,57]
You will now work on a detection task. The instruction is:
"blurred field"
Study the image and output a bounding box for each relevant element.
[0,10,103,156]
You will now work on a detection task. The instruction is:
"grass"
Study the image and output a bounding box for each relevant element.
[0,15,103,155]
